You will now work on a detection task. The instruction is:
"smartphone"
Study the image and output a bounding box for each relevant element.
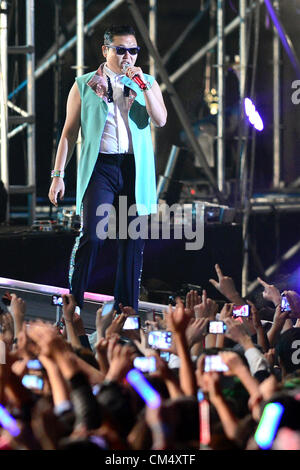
[254,402,284,449]
[133,356,156,373]
[208,321,227,334]
[101,301,114,317]
[280,294,292,313]
[148,330,172,350]
[0,405,20,437]
[204,355,229,373]
[51,294,63,306]
[22,374,44,391]
[160,351,170,362]
[27,359,43,370]
[126,368,161,409]
[232,304,250,318]
[123,316,141,330]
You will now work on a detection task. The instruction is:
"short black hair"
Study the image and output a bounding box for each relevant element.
[275,327,300,374]
[103,25,136,45]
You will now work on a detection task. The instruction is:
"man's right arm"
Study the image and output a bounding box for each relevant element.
[48,82,81,207]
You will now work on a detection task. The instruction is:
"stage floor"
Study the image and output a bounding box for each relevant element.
[0,222,243,305]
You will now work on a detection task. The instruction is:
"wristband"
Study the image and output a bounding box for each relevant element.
[51,170,65,178]
[142,81,152,91]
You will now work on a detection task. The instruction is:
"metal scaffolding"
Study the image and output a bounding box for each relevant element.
[1,0,36,224]
[2,0,300,294]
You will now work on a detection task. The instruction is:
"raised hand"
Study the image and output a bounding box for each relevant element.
[72,312,86,337]
[26,320,68,357]
[209,264,243,303]
[267,304,290,348]
[185,317,209,349]
[246,300,261,330]
[105,342,136,383]
[219,302,234,322]
[194,290,218,321]
[185,290,201,317]
[202,371,222,402]
[167,301,192,333]
[95,337,109,374]
[257,277,281,307]
[272,303,289,329]
[224,317,253,349]
[95,303,115,339]
[119,303,136,316]
[62,294,77,323]
[10,294,26,336]
[0,312,14,348]
[219,350,247,376]
[105,313,128,338]
[106,333,121,364]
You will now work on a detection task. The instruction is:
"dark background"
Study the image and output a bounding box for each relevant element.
[8,0,300,198]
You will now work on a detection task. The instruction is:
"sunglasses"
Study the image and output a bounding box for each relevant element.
[106,45,140,55]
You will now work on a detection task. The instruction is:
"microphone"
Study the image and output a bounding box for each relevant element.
[122,63,148,91]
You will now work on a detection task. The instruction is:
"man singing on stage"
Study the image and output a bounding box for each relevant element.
[48,24,167,314]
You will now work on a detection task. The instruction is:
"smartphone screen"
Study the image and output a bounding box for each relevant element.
[123,316,140,330]
[126,368,161,409]
[22,374,44,391]
[160,351,170,362]
[133,356,156,373]
[280,295,291,313]
[148,331,172,349]
[208,321,227,334]
[51,295,63,306]
[254,402,284,449]
[27,359,43,370]
[204,355,229,373]
[232,304,250,318]
[101,301,114,317]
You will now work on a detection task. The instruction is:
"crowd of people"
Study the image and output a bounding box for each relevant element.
[0,263,300,451]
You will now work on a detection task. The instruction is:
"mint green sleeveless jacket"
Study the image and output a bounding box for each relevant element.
[74,66,157,216]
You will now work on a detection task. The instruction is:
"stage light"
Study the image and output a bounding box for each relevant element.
[244,98,264,131]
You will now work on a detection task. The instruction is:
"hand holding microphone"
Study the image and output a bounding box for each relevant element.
[122,63,149,91]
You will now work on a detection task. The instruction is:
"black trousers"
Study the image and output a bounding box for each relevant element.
[69,153,146,313]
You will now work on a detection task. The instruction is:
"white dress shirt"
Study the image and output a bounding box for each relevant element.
[99,64,133,154]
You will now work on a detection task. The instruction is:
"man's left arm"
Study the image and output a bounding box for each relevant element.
[124,65,167,127]
[143,79,167,127]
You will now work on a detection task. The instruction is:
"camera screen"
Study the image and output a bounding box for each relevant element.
[148,331,172,349]
[160,351,170,362]
[281,296,291,312]
[22,374,44,390]
[209,321,226,334]
[133,357,156,373]
[52,295,63,306]
[232,304,249,317]
[101,301,114,317]
[123,316,140,330]
[204,355,229,373]
[27,359,43,370]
